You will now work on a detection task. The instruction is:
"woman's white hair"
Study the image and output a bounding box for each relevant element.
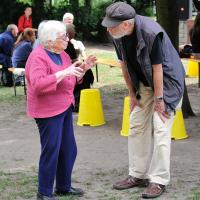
[37,20,47,39]
[39,20,66,46]
[63,12,74,22]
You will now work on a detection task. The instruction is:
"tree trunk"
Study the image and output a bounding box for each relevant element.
[85,0,92,12]
[69,0,79,8]
[126,0,132,4]
[112,0,132,3]
[32,0,45,28]
[156,0,195,118]
[181,81,195,118]
[156,0,179,50]
[193,0,200,11]
[69,0,79,20]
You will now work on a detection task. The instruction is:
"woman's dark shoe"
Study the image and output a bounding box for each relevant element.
[55,187,84,196]
[37,192,59,200]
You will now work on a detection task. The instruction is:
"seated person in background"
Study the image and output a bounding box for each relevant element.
[18,7,33,33]
[12,28,35,68]
[0,24,18,86]
[63,13,94,112]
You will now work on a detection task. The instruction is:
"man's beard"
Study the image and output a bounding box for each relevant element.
[111,30,129,39]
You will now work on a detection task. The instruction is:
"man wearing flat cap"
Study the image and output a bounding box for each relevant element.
[102,2,185,199]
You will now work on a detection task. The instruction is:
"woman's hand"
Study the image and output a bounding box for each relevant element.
[80,55,97,72]
[64,63,85,77]
[55,62,85,84]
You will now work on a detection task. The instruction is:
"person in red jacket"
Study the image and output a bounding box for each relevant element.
[18,7,32,33]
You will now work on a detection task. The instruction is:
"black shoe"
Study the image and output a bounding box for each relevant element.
[55,187,84,196]
[37,192,59,200]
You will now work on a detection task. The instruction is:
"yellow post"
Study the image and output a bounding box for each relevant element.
[77,89,105,126]
[120,96,130,136]
[186,60,199,77]
[171,109,188,140]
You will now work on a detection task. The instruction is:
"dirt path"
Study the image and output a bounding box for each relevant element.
[0,81,200,200]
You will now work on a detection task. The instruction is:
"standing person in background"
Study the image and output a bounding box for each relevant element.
[65,24,87,62]
[102,2,185,199]
[63,12,87,61]
[63,13,74,25]
[0,24,18,86]
[191,12,200,53]
[64,24,78,62]
[25,20,96,200]
[18,7,33,33]
[63,12,94,112]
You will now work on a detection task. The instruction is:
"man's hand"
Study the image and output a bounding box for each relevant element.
[130,95,141,112]
[154,100,170,122]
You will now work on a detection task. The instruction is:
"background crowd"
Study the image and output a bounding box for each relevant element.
[0,6,94,103]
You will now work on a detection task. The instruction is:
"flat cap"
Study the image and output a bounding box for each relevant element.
[102,2,136,28]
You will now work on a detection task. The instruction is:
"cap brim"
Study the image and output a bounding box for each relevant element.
[101,16,123,28]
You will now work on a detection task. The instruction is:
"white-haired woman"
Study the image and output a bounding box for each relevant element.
[25,20,96,200]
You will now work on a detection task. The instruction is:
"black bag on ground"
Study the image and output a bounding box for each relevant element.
[179,45,193,58]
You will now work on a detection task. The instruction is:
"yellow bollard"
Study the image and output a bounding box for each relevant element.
[120,96,130,136]
[186,60,199,77]
[171,109,188,140]
[77,89,105,126]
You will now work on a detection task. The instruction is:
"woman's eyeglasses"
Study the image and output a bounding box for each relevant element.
[57,34,69,41]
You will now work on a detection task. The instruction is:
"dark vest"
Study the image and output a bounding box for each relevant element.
[114,15,185,112]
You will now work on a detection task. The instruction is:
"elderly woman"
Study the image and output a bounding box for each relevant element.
[25,20,96,200]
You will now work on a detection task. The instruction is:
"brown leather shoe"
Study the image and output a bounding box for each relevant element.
[142,182,165,199]
[113,176,149,190]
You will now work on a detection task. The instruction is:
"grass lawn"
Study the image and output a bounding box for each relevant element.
[0,170,77,200]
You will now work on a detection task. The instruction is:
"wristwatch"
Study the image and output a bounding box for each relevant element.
[154,96,163,101]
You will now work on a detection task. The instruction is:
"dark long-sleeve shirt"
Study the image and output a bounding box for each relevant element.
[0,31,15,67]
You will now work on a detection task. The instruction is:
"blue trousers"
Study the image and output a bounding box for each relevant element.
[35,105,77,196]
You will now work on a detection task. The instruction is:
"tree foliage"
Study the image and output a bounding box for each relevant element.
[0,0,154,41]
[0,0,25,31]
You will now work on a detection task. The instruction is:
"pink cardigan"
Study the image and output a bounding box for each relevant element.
[25,45,76,118]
